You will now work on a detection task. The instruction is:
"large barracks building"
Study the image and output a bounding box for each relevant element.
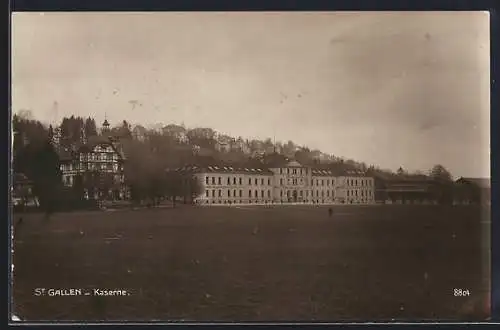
[177,159,375,205]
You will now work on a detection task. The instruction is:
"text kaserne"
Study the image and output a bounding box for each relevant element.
[93,289,128,296]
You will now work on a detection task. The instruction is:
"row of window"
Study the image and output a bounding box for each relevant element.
[206,176,272,186]
[203,200,273,204]
[206,189,272,198]
[346,190,373,197]
[279,178,336,186]
[280,168,309,175]
[345,178,373,187]
[279,190,336,198]
[201,199,343,205]
[79,153,119,162]
[278,178,374,187]
[61,163,122,172]
[63,174,125,185]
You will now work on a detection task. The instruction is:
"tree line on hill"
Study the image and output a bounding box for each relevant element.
[12,111,458,213]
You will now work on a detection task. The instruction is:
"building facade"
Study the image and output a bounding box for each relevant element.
[180,160,375,205]
[372,173,439,204]
[58,137,128,200]
[162,124,188,144]
[56,120,129,201]
[333,171,375,204]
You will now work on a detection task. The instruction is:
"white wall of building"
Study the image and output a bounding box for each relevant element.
[194,164,375,205]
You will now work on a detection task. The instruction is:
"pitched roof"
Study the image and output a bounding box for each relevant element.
[56,147,73,161]
[261,153,289,168]
[372,171,435,182]
[335,169,368,177]
[286,160,303,167]
[172,164,274,175]
[456,177,490,189]
[57,136,126,161]
[162,124,186,133]
[311,168,335,176]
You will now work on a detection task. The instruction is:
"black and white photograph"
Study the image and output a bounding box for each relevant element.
[11,11,491,322]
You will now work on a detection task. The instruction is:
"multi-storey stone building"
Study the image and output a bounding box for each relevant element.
[335,170,375,204]
[179,160,375,205]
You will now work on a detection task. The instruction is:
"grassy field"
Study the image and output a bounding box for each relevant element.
[12,205,491,322]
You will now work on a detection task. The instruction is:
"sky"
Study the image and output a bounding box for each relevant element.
[11,11,490,178]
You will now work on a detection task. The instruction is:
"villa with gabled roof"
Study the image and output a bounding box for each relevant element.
[55,119,129,200]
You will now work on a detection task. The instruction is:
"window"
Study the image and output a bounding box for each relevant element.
[255,178,258,185]
[306,191,309,197]
[255,190,258,198]
[321,191,324,197]
[218,190,221,197]
[233,177,237,185]
[280,168,283,174]
[280,191,283,197]
[227,177,231,185]
[299,190,303,197]
[206,191,209,197]
[347,190,350,197]
[327,180,330,186]
[228,190,231,197]
[316,179,319,186]
[249,190,252,197]
[261,190,264,198]
[239,190,242,197]
[212,177,216,185]
[234,189,237,197]
[261,178,264,185]
[280,178,284,185]
[212,190,215,197]
[267,190,271,198]
[239,177,242,185]
[218,177,221,185]
[249,178,252,185]
[327,190,330,197]
[300,169,303,175]
[316,191,319,197]
[322,180,324,186]
[205,177,209,185]
[268,178,271,185]
[355,190,358,196]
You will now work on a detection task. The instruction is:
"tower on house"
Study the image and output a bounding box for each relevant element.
[101,116,110,135]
